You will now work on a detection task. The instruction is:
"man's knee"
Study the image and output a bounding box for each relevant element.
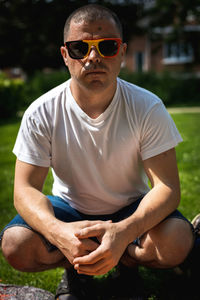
[1,226,68,272]
[146,218,194,268]
[127,218,194,268]
[1,227,36,271]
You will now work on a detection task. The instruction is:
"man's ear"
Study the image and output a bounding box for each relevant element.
[121,42,127,58]
[60,46,68,66]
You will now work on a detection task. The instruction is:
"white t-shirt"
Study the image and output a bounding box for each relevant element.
[13,77,182,214]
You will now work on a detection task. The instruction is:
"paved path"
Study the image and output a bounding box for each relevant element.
[167,107,200,114]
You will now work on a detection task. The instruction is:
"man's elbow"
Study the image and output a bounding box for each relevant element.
[170,184,181,208]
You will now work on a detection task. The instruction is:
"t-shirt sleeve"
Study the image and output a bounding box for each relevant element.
[140,102,182,160]
[13,112,52,167]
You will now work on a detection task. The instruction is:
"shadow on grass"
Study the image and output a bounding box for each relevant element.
[80,267,199,300]
[139,267,198,300]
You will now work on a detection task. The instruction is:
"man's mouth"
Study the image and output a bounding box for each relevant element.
[86,70,105,74]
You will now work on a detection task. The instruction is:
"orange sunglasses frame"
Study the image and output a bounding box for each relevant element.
[65,38,122,59]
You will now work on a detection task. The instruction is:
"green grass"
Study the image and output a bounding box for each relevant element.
[172,113,200,220]
[0,113,200,299]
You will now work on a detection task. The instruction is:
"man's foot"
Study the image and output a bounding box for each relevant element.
[55,268,92,300]
[192,213,200,235]
[173,214,200,299]
[174,214,200,277]
[109,263,144,299]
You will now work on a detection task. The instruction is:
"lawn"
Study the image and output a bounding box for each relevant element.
[0,112,200,299]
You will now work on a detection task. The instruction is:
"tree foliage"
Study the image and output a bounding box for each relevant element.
[147,0,200,28]
[0,0,200,72]
[0,0,138,73]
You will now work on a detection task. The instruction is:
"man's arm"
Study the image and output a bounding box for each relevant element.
[122,147,181,242]
[14,159,52,230]
[73,148,181,275]
[14,159,100,263]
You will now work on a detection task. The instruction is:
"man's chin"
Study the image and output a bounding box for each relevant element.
[86,79,107,90]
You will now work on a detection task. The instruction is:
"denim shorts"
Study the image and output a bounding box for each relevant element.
[0,195,193,252]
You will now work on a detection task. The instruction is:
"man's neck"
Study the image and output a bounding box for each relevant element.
[70,80,117,119]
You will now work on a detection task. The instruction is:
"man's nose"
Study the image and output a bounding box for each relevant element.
[87,46,101,62]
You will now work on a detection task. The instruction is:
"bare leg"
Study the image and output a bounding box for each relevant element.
[126,218,194,269]
[1,226,71,272]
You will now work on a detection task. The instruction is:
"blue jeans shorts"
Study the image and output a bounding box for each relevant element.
[0,195,194,252]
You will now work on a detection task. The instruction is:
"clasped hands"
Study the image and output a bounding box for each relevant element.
[56,219,130,276]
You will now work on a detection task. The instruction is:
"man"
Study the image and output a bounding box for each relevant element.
[0,4,195,300]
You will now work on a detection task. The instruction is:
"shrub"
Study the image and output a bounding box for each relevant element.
[1,69,199,119]
[25,69,70,106]
[119,69,200,107]
[0,70,70,119]
[0,76,25,119]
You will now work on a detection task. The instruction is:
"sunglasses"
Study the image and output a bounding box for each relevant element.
[65,38,122,59]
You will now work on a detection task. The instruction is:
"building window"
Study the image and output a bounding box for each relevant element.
[163,42,194,64]
[135,52,144,71]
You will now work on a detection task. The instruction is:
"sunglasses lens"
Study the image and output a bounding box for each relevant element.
[99,40,119,57]
[68,41,88,59]
[66,39,121,59]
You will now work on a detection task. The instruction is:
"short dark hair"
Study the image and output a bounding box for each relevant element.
[63,4,123,42]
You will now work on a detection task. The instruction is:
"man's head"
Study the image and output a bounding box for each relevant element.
[60,4,126,94]
[63,4,123,42]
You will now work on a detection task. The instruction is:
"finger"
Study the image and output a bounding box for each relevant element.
[76,220,112,237]
[75,260,111,276]
[81,238,99,252]
[75,226,102,239]
[75,221,112,239]
[73,245,105,265]
[75,258,104,273]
